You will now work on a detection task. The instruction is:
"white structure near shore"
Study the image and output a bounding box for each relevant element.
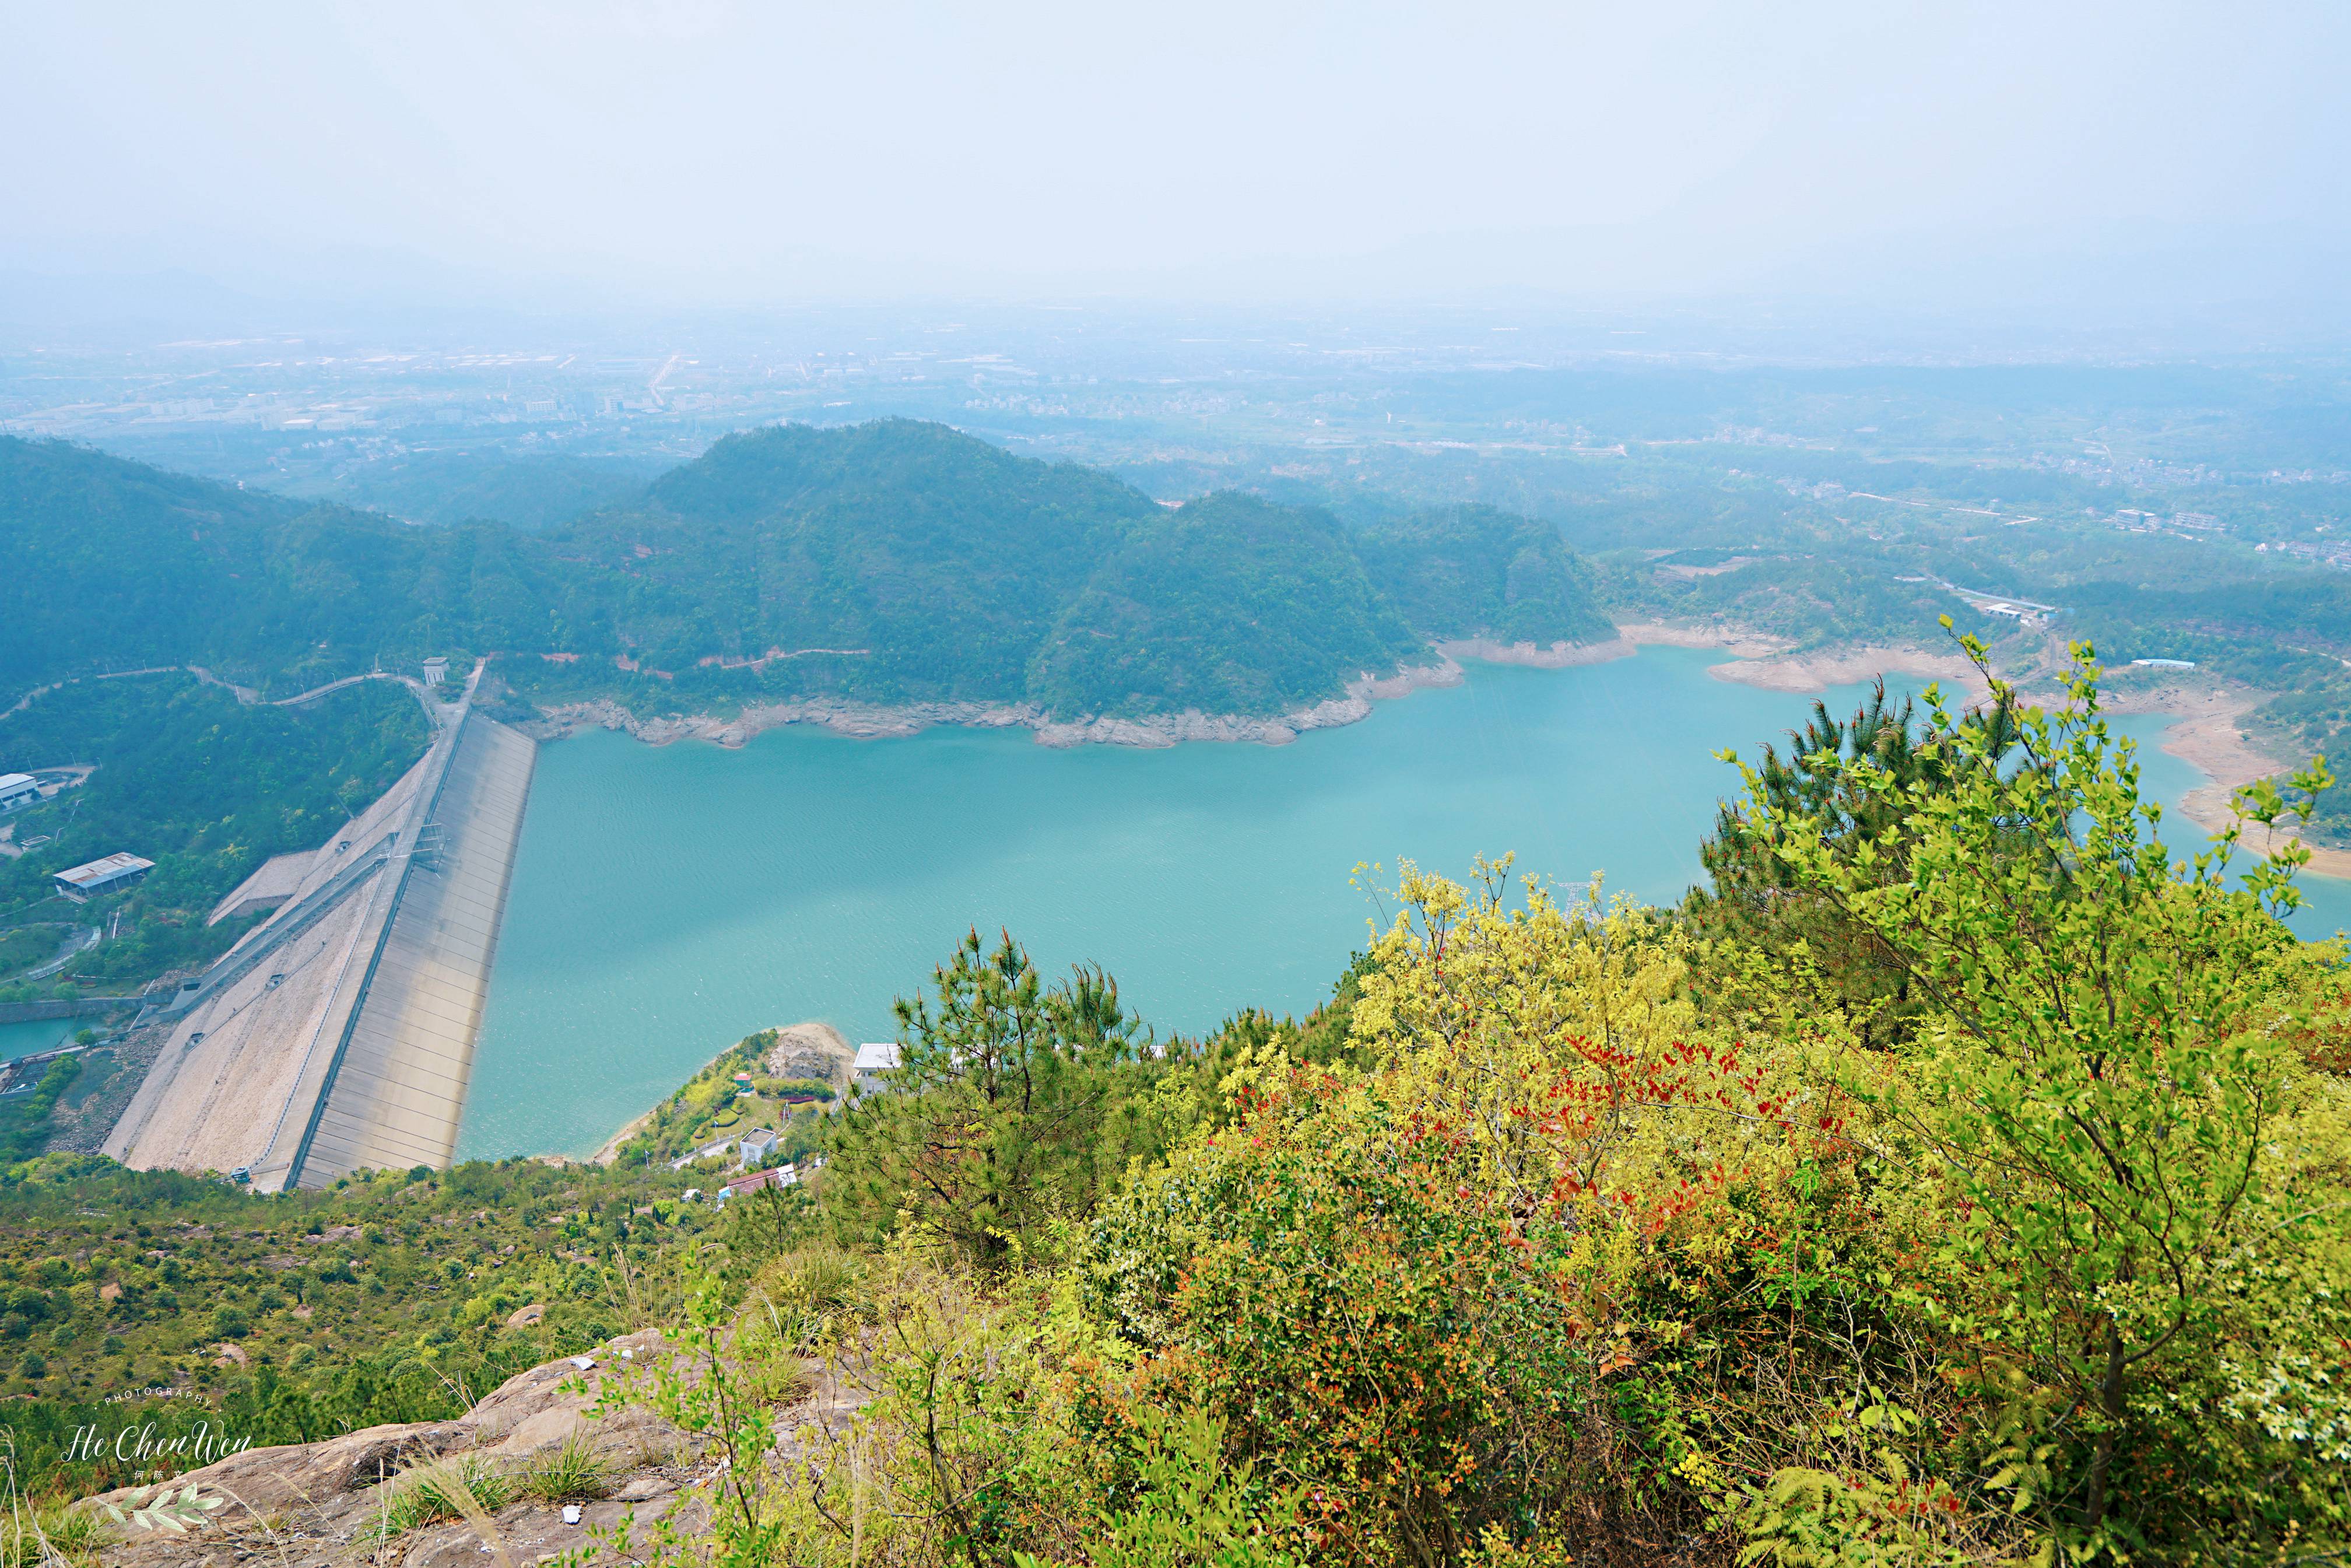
[853,1042,900,1094]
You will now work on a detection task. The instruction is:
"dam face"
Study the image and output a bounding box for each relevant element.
[287,717,537,1187]
[104,709,537,1188]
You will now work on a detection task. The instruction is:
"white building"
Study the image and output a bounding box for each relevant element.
[853,1042,901,1095]
[0,774,37,814]
[738,1127,781,1167]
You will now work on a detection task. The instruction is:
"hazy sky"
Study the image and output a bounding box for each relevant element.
[5,2,2348,312]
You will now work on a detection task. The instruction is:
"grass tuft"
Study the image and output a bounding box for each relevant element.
[0,1501,111,1567]
[376,1451,512,1537]
[516,1429,616,1504]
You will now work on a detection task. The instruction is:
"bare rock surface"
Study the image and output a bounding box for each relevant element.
[763,1020,852,1088]
[87,1330,706,1567]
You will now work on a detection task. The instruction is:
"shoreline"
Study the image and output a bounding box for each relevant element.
[522,650,1497,753]
[511,631,2346,879]
[2093,678,2351,879]
[516,626,1753,754]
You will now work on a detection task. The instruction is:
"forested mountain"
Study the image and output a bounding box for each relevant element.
[1030,492,1424,717]
[0,422,1618,720]
[0,436,582,700]
[1356,503,1616,647]
[570,419,1163,700]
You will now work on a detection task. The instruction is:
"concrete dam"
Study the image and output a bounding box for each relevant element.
[104,692,536,1191]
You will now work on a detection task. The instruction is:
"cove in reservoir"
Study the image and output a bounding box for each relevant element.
[456,645,2351,1160]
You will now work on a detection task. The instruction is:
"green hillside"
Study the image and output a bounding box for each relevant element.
[1030,492,1423,716]
[1356,502,1617,646]
[580,419,1162,699]
[0,673,430,1007]
[0,436,593,701]
[288,450,657,531]
[1,423,1617,721]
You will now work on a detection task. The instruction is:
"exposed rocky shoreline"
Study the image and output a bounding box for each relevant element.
[510,630,2346,881]
[508,628,1980,753]
[519,647,1514,753]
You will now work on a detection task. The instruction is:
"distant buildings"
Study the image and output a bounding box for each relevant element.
[738,1126,781,1167]
[421,657,449,688]
[2130,658,2198,670]
[53,853,155,901]
[0,774,37,813]
[720,1164,795,1202]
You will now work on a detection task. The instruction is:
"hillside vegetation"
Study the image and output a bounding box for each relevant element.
[1356,501,1616,647]
[1026,493,1424,717]
[0,1155,724,1496]
[0,422,1617,722]
[0,673,430,1002]
[12,643,2345,1568]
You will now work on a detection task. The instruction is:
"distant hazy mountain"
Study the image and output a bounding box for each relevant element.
[299,451,659,531]
[0,422,1620,720]
[0,435,574,700]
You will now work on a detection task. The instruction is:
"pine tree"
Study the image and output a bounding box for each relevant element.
[820,929,1157,1268]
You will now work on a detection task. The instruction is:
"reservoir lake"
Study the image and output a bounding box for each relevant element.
[455,645,2351,1160]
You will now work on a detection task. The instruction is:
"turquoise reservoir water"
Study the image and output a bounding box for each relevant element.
[457,646,2350,1160]
[0,1018,75,1062]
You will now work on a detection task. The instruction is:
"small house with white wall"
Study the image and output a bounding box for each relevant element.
[853,1042,900,1095]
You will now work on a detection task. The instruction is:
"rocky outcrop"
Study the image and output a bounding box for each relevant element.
[87,1330,703,1567]
[763,1020,853,1090]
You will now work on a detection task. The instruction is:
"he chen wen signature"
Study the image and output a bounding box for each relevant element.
[59,1420,252,1467]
